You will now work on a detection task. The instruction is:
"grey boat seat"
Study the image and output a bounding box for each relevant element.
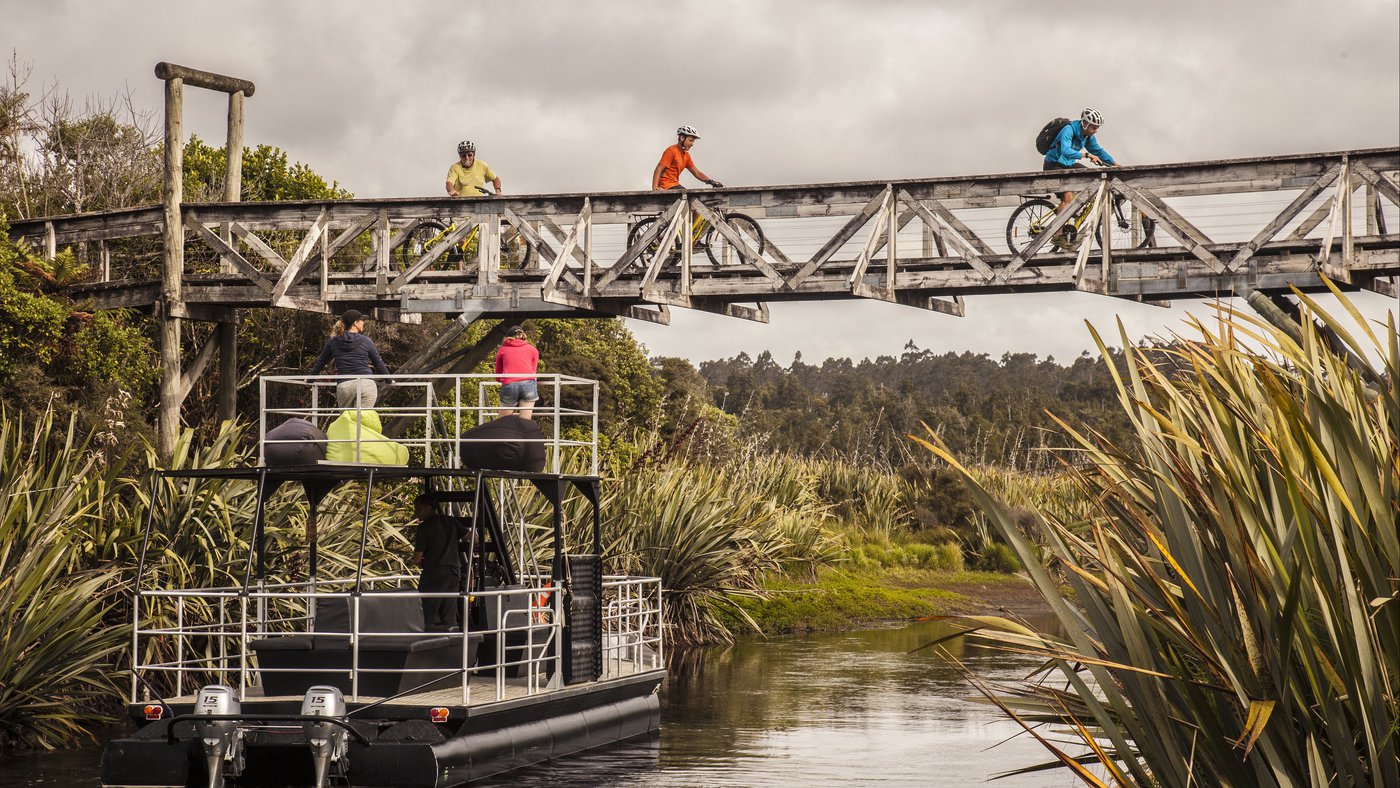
[250,591,480,696]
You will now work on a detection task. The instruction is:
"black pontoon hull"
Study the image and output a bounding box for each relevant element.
[100,671,663,787]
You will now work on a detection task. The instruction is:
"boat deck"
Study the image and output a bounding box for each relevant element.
[159,661,659,712]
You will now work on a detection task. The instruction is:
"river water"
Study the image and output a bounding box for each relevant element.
[0,617,1079,787]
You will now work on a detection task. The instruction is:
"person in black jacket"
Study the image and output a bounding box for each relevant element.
[412,495,466,631]
[309,310,391,409]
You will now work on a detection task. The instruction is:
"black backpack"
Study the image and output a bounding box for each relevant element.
[1035,118,1071,155]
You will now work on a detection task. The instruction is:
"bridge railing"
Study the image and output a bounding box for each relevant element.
[258,372,599,475]
[8,147,1398,312]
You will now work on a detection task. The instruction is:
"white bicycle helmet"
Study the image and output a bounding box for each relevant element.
[1080,108,1104,126]
[677,125,700,139]
[457,140,476,155]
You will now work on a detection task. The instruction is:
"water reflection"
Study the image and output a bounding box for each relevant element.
[483,615,1077,787]
[4,617,1077,787]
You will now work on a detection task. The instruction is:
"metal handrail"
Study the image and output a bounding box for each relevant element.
[130,575,662,705]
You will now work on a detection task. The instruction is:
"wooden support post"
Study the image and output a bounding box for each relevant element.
[1100,178,1112,284]
[885,184,897,293]
[680,195,693,296]
[583,206,593,295]
[157,75,185,462]
[216,319,237,423]
[44,221,55,260]
[219,90,244,275]
[1341,163,1354,266]
[99,240,111,282]
[477,205,501,290]
[1365,185,1378,236]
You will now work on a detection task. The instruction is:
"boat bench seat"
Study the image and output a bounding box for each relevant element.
[250,592,480,697]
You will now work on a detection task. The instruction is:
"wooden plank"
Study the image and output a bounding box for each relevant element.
[501,207,560,264]
[690,199,784,285]
[1111,180,1227,274]
[639,203,689,294]
[848,188,893,292]
[270,209,329,303]
[1316,163,1347,268]
[1350,161,1400,207]
[229,222,288,270]
[592,198,685,291]
[184,214,274,292]
[895,190,995,279]
[912,194,995,256]
[536,214,591,268]
[998,186,1096,281]
[785,189,887,289]
[389,220,477,291]
[178,328,219,398]
[1227,163,1341,271]
[542,200,590,295]
[1070,182,1108,281]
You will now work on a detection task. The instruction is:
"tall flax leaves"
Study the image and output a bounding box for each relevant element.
[0,415,415,749]
[918,288,1398,787]
[0,408,127,750]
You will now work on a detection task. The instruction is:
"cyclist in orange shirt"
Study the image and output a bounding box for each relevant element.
[651,125,724,190]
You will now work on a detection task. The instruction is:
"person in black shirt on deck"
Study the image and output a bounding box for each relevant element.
[309,309,391,409]
[412,495,467,631]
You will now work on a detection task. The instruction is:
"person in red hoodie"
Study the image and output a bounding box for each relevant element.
[494,324,540,419]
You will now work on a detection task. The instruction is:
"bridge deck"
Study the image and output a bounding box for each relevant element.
[8,147,1399,326]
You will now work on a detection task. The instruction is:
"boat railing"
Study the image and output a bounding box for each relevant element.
[130,574,662,706]
[258,373,600,474]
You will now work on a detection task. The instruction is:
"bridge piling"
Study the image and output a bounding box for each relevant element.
[154,62,255,461]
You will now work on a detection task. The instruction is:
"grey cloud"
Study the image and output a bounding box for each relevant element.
[4,0,1396,363]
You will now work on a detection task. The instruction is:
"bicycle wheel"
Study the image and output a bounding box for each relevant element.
[1093,205,1158,250]
[500,231,537,269]
[1005,199,1058,256]
[626,216,677,262]
[397,220,449,270]
[703,213,767,266]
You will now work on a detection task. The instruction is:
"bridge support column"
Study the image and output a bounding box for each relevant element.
[153,62,256,461]
[157,75,185,462]
[216,90,245,423]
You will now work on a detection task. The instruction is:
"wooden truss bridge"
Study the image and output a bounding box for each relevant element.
[5,63,1399,458]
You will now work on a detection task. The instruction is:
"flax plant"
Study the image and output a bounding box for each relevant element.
[0,408,126,749]
[918,287,1398,787]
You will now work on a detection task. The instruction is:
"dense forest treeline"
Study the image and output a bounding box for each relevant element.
[693,345,1132,468]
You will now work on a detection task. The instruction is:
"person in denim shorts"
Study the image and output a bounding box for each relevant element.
[494,324,539,419]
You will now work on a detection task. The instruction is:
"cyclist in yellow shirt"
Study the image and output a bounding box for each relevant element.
[445,140,503,196]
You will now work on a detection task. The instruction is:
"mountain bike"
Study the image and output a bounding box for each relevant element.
[397,189,537,270]
[626,197,767,267]
[1005,191,1155,256]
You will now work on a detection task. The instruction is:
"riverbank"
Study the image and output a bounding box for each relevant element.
[723,567,1051,636]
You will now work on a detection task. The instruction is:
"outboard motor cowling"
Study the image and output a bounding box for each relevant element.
[301,685,348,788]
[193,685,242,788]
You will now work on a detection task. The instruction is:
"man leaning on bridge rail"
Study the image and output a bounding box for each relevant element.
[445,139,503,196]
[309,309,392,409]
[1042,107,1117,213]
[652,124,723,191]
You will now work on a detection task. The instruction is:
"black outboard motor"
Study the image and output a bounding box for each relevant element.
[459,415,546,472]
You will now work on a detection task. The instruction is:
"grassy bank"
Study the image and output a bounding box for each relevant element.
[722,567,1037,636]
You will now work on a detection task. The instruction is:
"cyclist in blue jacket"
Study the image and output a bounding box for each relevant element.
[1045,108,1115,216]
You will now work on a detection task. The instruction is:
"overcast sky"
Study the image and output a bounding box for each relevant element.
[5,0,1398,364]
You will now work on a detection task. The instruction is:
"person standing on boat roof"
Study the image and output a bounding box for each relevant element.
[495,324,540,419]
[413,495,467,632]
[309,309,391,409]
